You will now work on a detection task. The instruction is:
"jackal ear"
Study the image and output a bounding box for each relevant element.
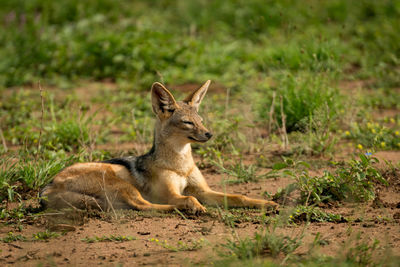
[151,82,178,117]
[183,80,210,111]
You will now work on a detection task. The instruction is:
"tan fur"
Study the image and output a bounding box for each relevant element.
[42,81,278,213]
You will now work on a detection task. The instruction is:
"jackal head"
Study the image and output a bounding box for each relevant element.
[151,80,213,144]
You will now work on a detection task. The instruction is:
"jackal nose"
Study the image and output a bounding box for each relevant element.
[205,132,213,139]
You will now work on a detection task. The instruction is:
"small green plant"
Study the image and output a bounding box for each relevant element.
[257,73,342,132]
[344,234,381,266]
[223,227,302,259]
[289,205,346,223]
[346,120,400,150]
[0,205,30,228]
[215,207,267,227]
[32,230,60,241]
[81,235,136,243]
[0,232,27,243]
[270,157,311,171]
[149,238,207,252]
[15,158,70,190]
[292,104,341,156]
[213,160,278,184]
[292,233,396,267]
[1,230,60,243]
[0,159,20,201]
[0,156,74,202]
[286,154,387,205]
[45,119,90,151]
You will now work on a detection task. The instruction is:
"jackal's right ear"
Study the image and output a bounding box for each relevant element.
[151,82,178,118]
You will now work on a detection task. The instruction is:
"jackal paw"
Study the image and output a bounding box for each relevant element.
[178,196,207,214]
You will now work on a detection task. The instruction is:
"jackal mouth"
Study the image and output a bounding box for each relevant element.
[188,136,208,143]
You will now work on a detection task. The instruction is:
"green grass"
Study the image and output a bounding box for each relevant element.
[213,160,278,184]
[346,119,400,150]
[1,230,60,243]
[0,89,109,151]
[0,156,75,202]
[288,205,346,223]
[81,235,136,243]
[32,230,60,241]
[361,88,400,109]
[0,232,27,243]
[218,228,399,267]
[222,226,302,259]
[256,73,343,132]
[149,237,207,252]
[277,154,387,205]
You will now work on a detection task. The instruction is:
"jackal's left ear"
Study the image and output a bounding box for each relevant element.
[151,82,178,117]
[183,80,210,111]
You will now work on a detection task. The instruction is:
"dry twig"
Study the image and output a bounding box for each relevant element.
[280,95,289,149]
[268,91,276,135]
[0,127,7,152]
[36,81,45,159]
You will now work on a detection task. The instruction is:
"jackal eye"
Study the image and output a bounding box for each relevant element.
[182,120,194,125]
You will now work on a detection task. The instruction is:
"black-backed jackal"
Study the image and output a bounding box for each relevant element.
[41,81,278,213]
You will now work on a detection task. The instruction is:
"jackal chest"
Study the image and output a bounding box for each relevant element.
[175,174,188,194]
[160,171,188,194]
[145,171,188,204]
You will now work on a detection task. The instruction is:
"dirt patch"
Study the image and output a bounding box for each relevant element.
[74,81,118,102]
[374,151,400,166]
[339,79,375,93]
[372,109,400,120]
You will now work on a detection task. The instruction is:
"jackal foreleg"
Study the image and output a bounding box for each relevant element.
[152,170,207,213]
[186,167,278,211]
[195,190,278,211]
[169,194,207,213]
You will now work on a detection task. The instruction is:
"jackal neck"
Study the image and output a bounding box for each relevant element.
[151,120,193,160]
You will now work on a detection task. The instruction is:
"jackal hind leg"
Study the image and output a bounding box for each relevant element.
[44,187,175,212]
[85,180,175,211]
[43,171,175,212]
[42,188,107,210]
[104,181,176,211]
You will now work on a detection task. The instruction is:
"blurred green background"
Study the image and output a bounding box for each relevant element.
[0,0,399,89]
